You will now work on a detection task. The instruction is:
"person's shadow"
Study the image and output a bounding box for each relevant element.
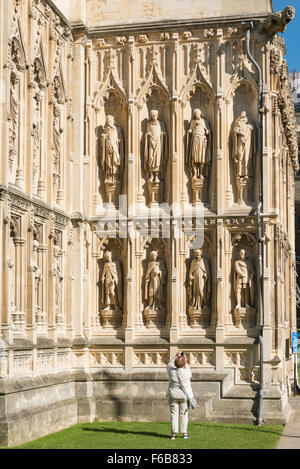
[82,426,170,439]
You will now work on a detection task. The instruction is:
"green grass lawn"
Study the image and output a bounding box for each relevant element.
[7,421,283,450]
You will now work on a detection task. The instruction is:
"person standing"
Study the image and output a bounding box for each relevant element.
[166,351,194,440]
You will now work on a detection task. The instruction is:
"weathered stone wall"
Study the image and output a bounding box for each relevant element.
[85,0,273,27]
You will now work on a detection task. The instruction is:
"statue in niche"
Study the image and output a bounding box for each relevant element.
[31,239,42,322]
[53,76,64,104]
[11,38,22,69]
[188,249,211,309]
[144,250,167,327]
[52,244,64,323]
[187,109,211,180]
[101,115,124,184]
[53,104,63,201]
[9,72,19,170]
[33,59,44,88]
[32,94,42,192]
[7,255,16,317]
[232,111,255,204]
[100,250,123,328]
[144,110,168,184]
[233,249,255,309]
[101,250,122,309]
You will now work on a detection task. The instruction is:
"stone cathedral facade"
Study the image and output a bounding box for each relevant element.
[0,0,298,446]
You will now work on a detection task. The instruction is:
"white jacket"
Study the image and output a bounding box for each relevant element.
[166,359,194,401]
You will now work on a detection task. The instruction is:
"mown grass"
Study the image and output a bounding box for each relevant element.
[7,420,283,450]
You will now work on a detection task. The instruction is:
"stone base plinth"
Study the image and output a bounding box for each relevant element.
[144,306,165,328]
[234,306,257,328]
[188,306,211,327]
[100,308,122,329]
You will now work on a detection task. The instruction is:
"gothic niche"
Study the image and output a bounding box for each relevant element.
[31,227,45,330]
[187,248,211,327]
[52,75,65,205]
[139,80,169,206]
[230,82,257,206]
[186,109,212,204]
[8,220,17,326]
[101,114,124,205]
[9,216,25,331]
[231,111,256,205]
[231,234,257,328]
[143,241,167,328]
[31,57,46,197]
[99,249,123,329]
[144,109,168,205]
[182,83,213,206]
[8,37,25,186]
[9,71,20,184]
[52,233,64,326]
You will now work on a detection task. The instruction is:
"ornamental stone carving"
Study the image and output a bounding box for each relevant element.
[263,6,295,37]
[144,250,167,328]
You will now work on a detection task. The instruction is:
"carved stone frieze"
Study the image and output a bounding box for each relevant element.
[133,351,168,366]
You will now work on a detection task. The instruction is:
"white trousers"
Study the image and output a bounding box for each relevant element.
[169,398,188,434]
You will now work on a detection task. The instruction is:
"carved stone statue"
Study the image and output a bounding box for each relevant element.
[32,93,42,193]
[233,249,255,309]
[188,249,211,310]
[32,239,42,322]
[11,38,23,69]
[101,250,122,310]
[33,59,44,88]
[232,111,255,204]
[53,244,64,322]
[53,104,63,201]
[100,250,122,328]
[7,255,16,317]
[144,110,168,184]
[144,251,166,327]
[187,109,211,180]
[101,115,124,184]
[9,72,19,172]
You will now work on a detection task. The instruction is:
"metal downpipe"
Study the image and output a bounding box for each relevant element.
[244,23,264,425]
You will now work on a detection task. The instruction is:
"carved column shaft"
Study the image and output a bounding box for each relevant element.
[215,220,225,342]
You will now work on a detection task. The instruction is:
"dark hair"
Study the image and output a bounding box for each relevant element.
[175,355,186,368]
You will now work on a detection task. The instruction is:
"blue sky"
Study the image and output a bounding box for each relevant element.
[272,0,299,71]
